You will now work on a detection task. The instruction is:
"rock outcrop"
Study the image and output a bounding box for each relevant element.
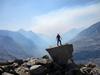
[46,44,74,65]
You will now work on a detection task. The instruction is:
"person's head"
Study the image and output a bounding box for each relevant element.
[57,33,59,35]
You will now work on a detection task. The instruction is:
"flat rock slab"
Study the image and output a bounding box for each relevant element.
[46,44,73,65]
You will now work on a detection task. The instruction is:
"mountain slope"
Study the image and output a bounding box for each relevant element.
[70,22,100,62]
[0,30,44,61]
[63,28,82,43]
[0,35,28,61]
[18,30,50,57]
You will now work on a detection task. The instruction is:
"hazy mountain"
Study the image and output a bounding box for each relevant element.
[18,29,50,57]
[70,22,100,62]
[63,28,82,43]
[0,30,48,61]
[18,29,49,48]
[0,35,28,61]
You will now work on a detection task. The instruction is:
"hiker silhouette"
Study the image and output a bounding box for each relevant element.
[56,34,62,46]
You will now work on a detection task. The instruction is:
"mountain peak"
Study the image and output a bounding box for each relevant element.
[18,29,26,33]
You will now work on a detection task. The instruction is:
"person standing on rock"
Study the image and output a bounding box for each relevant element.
[56,34,62,46]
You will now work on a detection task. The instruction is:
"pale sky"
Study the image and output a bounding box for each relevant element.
[0,0,100,37]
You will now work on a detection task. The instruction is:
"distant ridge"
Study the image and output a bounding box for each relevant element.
[70,22,100,63]
[0,30,48,61]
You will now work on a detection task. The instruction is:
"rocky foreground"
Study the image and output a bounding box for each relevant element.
[0,57,100,75]
[0,44,100,75]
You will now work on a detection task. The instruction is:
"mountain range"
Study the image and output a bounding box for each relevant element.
[0,21,100,63]
[0,30,49,62]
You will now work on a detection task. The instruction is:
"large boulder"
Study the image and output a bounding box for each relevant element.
[46,44,73,65]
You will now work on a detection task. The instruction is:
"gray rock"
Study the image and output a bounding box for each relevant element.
[30,65,47,75]
[0,67,4,75]
[15,66,30,75]
[2,72,14,75]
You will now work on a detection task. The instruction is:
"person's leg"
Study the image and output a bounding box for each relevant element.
[60,40,62,46]
[57,40,59,46]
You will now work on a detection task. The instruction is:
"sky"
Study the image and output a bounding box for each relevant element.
[0,0,100,37]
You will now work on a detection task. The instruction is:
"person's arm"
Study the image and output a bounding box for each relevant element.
[60,36,62,40]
